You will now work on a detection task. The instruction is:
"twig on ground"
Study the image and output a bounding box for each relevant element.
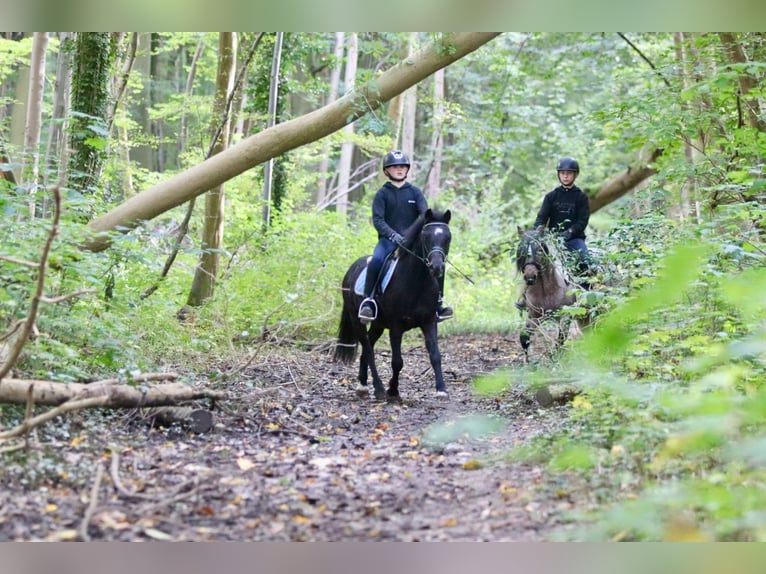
[79,461,105,542]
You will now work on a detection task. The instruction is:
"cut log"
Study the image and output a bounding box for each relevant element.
[0,375,227,407]
[145,406,214,434]
[535,384,581,407]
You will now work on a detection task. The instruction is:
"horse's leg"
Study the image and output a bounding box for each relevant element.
[520,316,534,362]
[358,325,386,400]
[557,315,572,350]
[520,315,541,362]
[420,321,448,398]
[386,329,404,402]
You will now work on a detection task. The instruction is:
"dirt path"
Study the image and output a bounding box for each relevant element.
[0,334,581,541]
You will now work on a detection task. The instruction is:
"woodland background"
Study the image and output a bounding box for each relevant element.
[2,32,766,540]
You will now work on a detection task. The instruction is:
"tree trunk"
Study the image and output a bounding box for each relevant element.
[43,32,73,196]
[588,148,664,214]
[186,32,236,307]
[21,32,47,219]
[68,32,112,197]
[400,33,418,173]
[83,33,503,252]
[262,32,284,226]
[336,33,358,216]
[316,32,345,208]
[179,35,205,157]
[0,377,225,407]
[718,32,766,133]
[426,67,445,200]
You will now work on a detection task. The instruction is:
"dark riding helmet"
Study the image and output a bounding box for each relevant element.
[383,150,411,170]
[556,157,580,172]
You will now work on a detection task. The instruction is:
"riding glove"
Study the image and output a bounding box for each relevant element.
[389,232,405,246]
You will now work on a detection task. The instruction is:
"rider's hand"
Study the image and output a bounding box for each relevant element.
[390,232,405,246]
[561,229,573,241]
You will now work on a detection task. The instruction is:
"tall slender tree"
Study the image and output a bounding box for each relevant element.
[186,33,237,307]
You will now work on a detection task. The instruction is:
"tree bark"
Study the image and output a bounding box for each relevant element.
[336,33,358,216]
[0,376,226,407]
[22,32,47,219]
[400,33,418,173]
[588,148,664,214]
[718,32,766,133]
[82,32,502,252]
[426,67,445,200]
[316,32,345,208]
[262,32,284,226]
[186,32,236,307]
[43,32,73,195]
[68,32,112,196]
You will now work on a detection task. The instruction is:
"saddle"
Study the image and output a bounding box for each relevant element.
[354,252,400,296]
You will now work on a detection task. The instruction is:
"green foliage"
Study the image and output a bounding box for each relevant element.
[506,207,766,541]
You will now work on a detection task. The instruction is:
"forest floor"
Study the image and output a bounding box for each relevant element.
[0,332,599,542]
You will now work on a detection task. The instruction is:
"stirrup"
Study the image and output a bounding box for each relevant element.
[358,298,378,323]
[436,306,453,322]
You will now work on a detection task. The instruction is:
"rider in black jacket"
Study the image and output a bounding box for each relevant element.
[358,150,453,323]
[516,157,592,311]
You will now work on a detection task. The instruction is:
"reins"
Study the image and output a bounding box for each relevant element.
[398,221,475,285]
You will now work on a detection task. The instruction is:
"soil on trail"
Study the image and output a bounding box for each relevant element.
[0,333,584,542]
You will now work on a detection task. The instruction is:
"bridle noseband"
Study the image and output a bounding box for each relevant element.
[421,222,450,270]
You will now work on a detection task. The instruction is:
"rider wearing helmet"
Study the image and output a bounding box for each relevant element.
[515,157,592,311]
[358,150,453,323]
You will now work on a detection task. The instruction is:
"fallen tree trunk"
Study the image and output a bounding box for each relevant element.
[0,374,227,407]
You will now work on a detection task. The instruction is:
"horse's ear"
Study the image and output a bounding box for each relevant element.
[443,209,451,223]
[425,208,434,221]
[517,225,525,236]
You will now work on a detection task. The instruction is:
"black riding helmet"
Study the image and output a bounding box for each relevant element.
[556,157,580,173]
[383,150,411,170]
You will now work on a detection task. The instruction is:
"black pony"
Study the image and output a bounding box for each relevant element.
[334,209,452,402]
[515,227,579,360]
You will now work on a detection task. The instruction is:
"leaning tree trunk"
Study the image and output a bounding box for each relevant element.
[82,32,502,252]
[186,32,236,307]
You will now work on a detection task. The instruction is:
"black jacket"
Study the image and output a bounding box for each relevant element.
[371,181,428,239]
[534,185,590,239]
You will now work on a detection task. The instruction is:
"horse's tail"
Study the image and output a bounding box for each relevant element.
[333,305,358,363]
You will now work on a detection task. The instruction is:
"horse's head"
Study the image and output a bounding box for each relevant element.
[516,227,550,286]
[419,208,452,279]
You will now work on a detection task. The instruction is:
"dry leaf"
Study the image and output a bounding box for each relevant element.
[237,457,256,471]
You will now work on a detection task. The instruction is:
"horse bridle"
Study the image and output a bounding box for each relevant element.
[420,222,450,269]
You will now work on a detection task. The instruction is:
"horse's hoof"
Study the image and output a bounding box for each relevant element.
[386,392,402,404]
[355,386,369,399]
[435,390,449,399]
[373,389,387,401]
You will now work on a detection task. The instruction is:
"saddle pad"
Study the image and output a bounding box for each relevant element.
[354,257,399,296]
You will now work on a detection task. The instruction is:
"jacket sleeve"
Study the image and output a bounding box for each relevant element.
[569,193,590,237]
[416,189,428,216]
[371,189,395,239]
[533,193,553,229]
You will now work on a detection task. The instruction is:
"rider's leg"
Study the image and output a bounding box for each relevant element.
[359,239,395,321]
[565,238,592,289]
[436,274,453,322]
